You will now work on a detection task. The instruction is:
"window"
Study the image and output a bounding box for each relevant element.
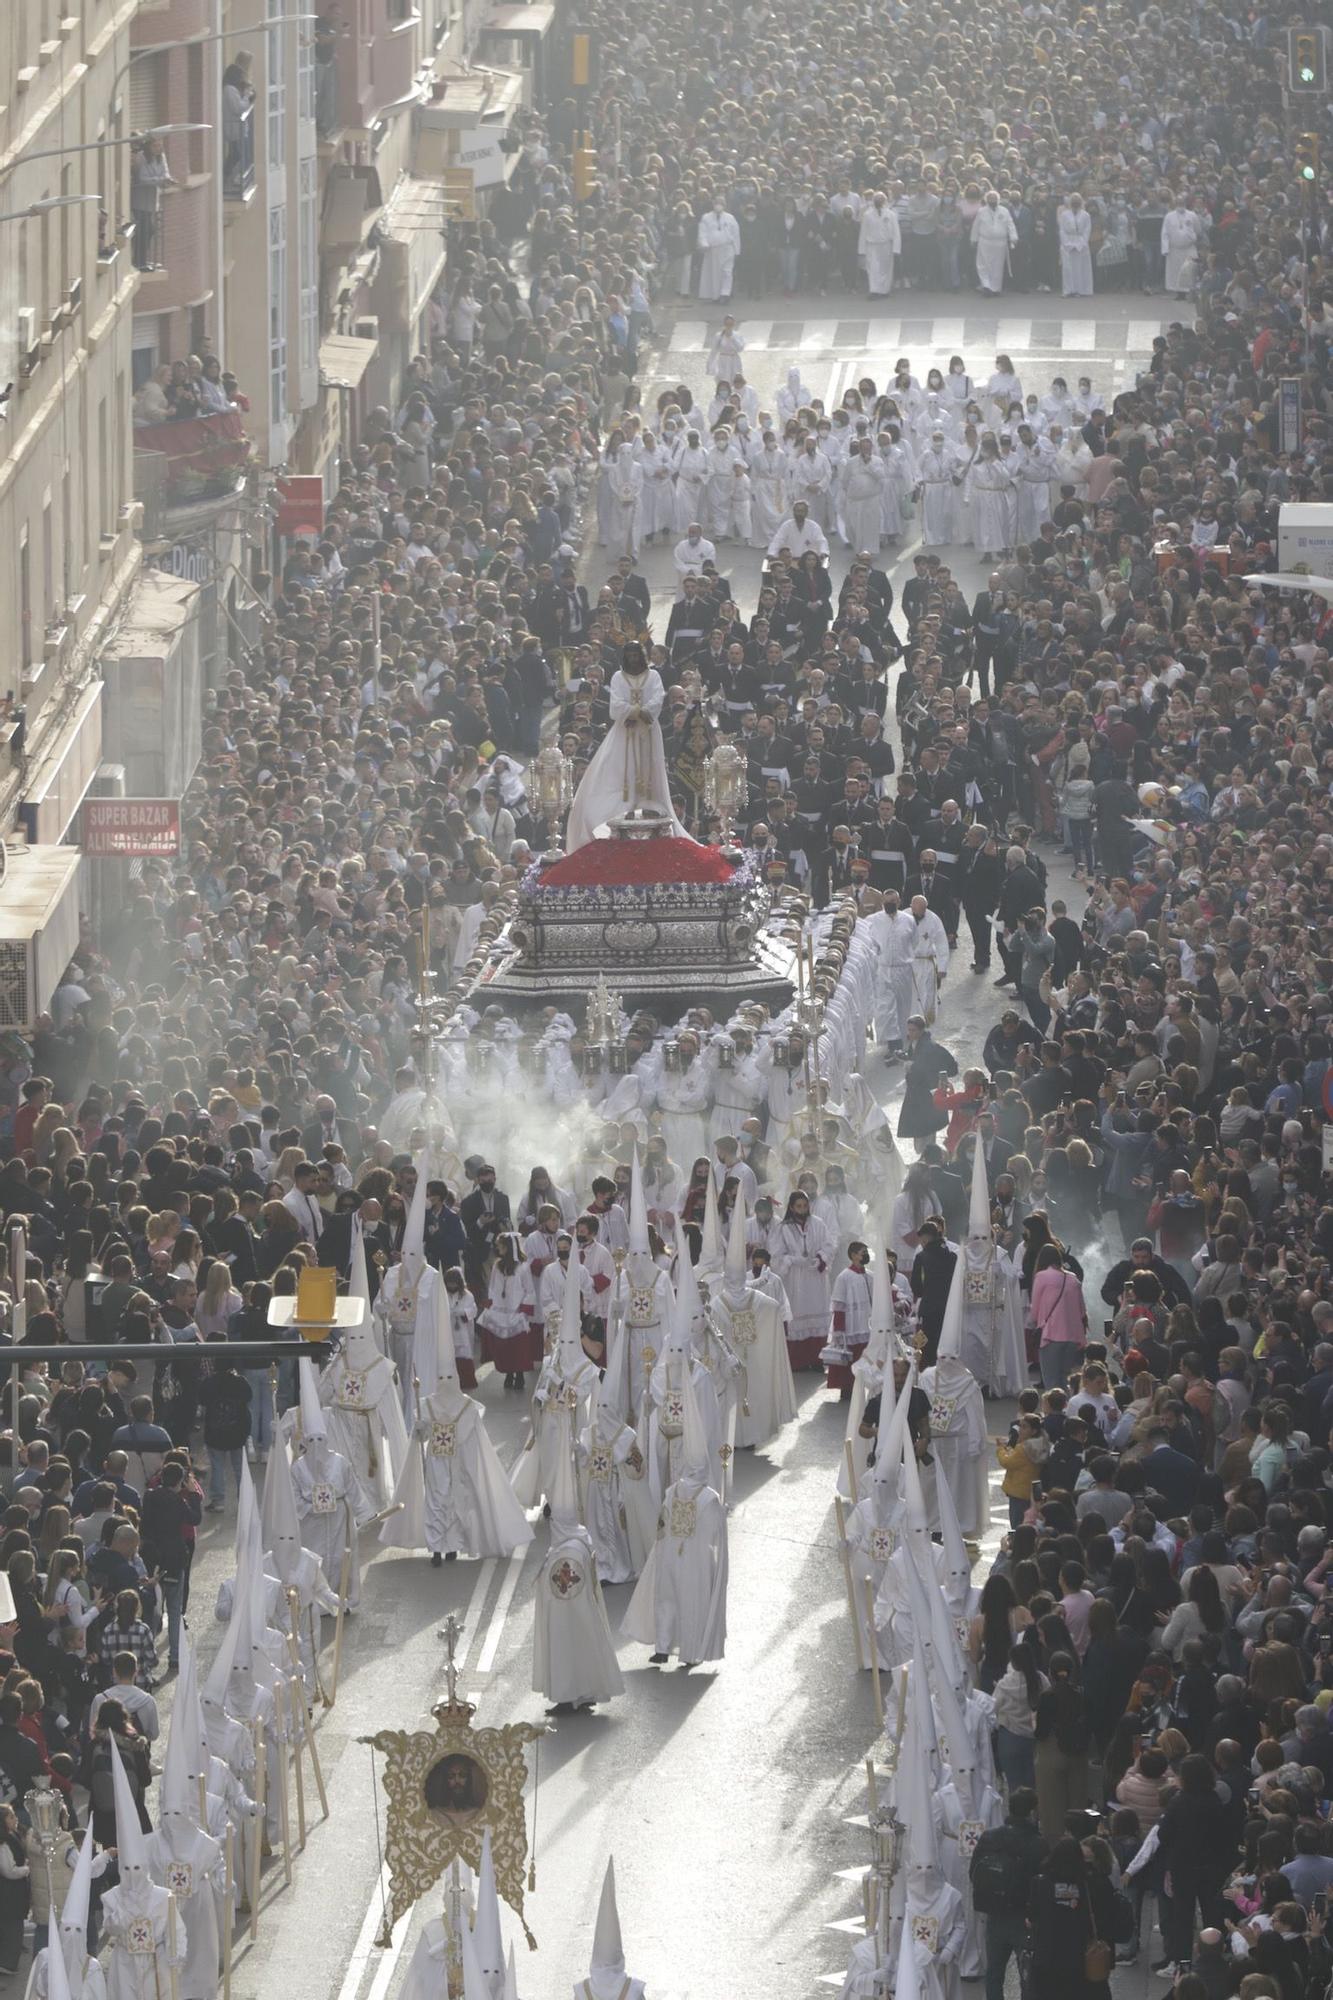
[131,316,160,390]
[297,27,314,126]
[98,400,109,537]
[299,155,318,396]
[267,1,287,172]
[128,52,166,135]
[268,202,288,432]
[18,532,31,671]
[63,462,78,599]
[42,501,53,635]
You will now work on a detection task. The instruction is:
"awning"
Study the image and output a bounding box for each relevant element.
[484,4,554,31]
[374,176,450,333]
[319,333,378,390]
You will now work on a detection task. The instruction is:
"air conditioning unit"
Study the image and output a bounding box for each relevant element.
[16,308,38,377]
[353,315,379,342]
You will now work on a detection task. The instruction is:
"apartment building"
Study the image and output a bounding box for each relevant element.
[0,0,149,1020]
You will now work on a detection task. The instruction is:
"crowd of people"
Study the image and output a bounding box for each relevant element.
[0,0,1326,1988]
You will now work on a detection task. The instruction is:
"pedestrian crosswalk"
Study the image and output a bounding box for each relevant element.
[659,311,1176,359]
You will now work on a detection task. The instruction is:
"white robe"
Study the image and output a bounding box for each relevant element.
[622,1474,728,1662]
[1058,205,1094,296]
[144,1822,224,2000]
[915,449,957,547]
[565,666,694,853]
[748,446,788,543]
[637,444,674,536]
[696,209,740,300]
[1161,207,1200,292]
[840,456,886,552]
[909,908,950,1025]
[672,445,710,534]
[959,1241,1026,1396]
[971,204,1016,292]
[921,1360,990,1538]
[605,456,643,560]
[580,1410,646,1583]
[382,1388,535,1559]
[532,1522,625,1705]
[858,204,901,294]
[769,1216,835,1345]
[319,1350,407,1522]
[900,1873,966,2000]
[711,1283,797,1448]
[101,1880,187,2000]
[967,459,1015,555]
[291,1438,360,1606]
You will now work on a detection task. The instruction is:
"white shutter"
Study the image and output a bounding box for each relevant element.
[128,54,165,136]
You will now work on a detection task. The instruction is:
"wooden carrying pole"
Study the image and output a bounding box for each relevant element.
[833,1496,866,1671]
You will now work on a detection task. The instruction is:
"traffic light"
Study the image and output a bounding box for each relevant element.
[572,135,598,204]
[1288,25,1326,91]
[1295,131,1320,182]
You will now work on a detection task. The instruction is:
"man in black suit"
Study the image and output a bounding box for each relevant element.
[906,848,960,943]
[955,824,1002,971]
[996,845,1044,989]
[459,1164,512,1291]
[317,1189,386,1298]
[970,574,1003,697]
[301,1093,361,1167]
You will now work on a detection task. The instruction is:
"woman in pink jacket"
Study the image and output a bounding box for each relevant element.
[1030,1242,1088,1389]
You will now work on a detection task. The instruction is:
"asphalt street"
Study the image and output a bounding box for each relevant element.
[162,287,1169,2000]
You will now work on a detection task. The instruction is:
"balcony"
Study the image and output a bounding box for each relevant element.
[224,101,255,202]
[131,177,215,310]
[132,409,251,528]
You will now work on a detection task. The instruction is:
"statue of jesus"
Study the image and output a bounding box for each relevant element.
[564,643,699,854]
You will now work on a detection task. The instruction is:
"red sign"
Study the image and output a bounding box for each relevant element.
[275,475,325,538]
[83,798,181,857]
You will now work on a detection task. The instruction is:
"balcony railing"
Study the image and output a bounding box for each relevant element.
[132,409,252,517]
[224,100,256,200]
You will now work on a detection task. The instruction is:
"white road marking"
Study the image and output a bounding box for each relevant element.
[670,320,709,351]
[931,317,966,350]
[452,1557,498,1673]
[799,319,839,349]
[477,1546,528,1673]
[333,1860,391,2000]
[1127,318,1169,353]
[738,318,773,347]
[363,1907,412,2000]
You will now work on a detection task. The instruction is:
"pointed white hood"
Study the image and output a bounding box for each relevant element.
[865,1232,894,1367]
[473,1829,505,1995]
[897,1649,942,1872]
[262,1437,305,1588]
[628,1147,649,1254]
[45,1905,73,2000]
[556,1249,590,1387]
[504,1941,520,2000]
[173,1634,211,1793]
[161,1662,198,1822]
[400,1155,429,1291]
[57,1821,96,1943]
[968,1134,991,1242]
[342,1221,381,1371]
[677,1352,711,1487]
[591,1858,626,1986]
[935,1253,966,1365]
[459,1895,493,2000]
[110,1736,149,1879]
[298,1356,328,1443]
[723,1188,748,1301]
[671,1215,704,1349]
[698,1170,722,1277]
[933,1445,974,1611]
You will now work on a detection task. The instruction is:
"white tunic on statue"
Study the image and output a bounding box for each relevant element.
[565,666,695,852]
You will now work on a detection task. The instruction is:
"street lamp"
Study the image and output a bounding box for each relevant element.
[2,123,213,175]
[0,195,103,224]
